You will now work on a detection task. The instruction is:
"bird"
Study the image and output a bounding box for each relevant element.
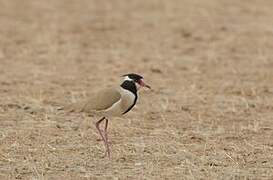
[67,73,151,158]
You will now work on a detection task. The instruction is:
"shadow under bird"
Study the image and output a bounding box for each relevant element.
[67,73,151,158]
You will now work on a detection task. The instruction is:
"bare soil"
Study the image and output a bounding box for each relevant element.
[0,0,273,179]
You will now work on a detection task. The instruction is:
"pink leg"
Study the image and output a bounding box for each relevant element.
[104,118,109,142]
[104,118,110,157]
[95,117,110,158]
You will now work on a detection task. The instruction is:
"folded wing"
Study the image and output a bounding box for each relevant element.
[81,88,121,113]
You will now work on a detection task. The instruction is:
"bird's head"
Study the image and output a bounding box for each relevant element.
[122,73,151,89]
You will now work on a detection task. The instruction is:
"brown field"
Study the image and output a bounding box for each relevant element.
[1,0,273,179]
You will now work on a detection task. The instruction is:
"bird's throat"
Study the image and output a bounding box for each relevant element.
[120,80,138,114]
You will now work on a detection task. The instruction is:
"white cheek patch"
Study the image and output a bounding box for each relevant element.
[135,82,141,90]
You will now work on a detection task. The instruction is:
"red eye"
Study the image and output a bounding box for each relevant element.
[138,79,144,86]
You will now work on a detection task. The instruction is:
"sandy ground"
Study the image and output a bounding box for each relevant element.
[0,0,273,179]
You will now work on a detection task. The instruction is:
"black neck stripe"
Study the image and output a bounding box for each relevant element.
[120,80,138,114]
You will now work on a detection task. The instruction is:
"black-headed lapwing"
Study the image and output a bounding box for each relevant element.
[69,73,151,157]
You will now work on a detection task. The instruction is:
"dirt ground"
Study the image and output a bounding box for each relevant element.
[0,0,273,179]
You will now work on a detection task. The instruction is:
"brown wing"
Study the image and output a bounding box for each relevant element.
[80,87,121,113]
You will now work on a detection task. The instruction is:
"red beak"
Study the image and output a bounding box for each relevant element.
[139,79,151,89]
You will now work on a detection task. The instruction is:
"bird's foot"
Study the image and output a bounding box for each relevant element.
[103,150,111,158]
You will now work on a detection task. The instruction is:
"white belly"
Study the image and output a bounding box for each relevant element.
[102,88,136,117]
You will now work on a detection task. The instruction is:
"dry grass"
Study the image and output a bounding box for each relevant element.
[0,0,273,179]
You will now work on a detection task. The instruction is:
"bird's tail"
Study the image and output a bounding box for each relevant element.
[57,101,84,113]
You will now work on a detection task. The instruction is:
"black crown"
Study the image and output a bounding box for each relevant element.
[122,73,143,81]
